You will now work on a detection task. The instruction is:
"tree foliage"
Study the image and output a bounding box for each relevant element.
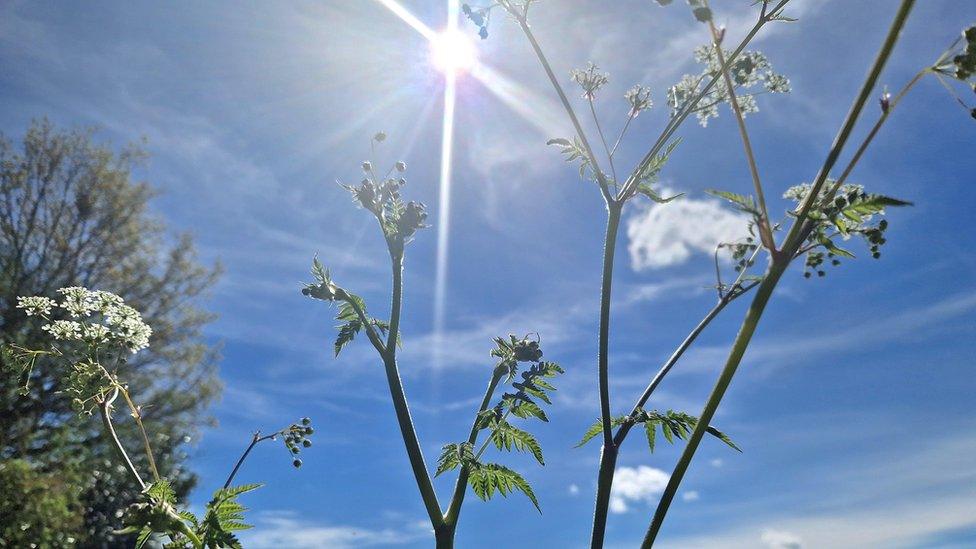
[0,120,221,544]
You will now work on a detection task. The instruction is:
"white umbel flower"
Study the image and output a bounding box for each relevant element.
[16,296,56,316]
[42,320,83,340]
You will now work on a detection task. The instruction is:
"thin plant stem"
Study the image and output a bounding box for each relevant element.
[443,368,505,527]
[644,3,916,544]
[99,388,146,491]
[119,386,160,482]
[589,278,759,548]
[782,0,916,254]
[610,114,636,160]
[708,18,775,251]
[641,260,787,547]
[506,3,614,203]
[223,431,277,489]
[341,290,386,355]
[825,69,927,202]
[589,98,618,186]
[585,202,624,549]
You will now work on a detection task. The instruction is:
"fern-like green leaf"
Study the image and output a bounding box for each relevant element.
[706,189,760,215]
[334,319,362,356]
[490,419,545,465]
[435,442,474,477]
[468,462,541,512]
[575,415,631,447]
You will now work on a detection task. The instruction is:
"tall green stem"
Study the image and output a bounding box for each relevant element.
[644,3,916,544]
[597,203,622,448]
[441,368,505,546]
[591,298,733,548]
[589,444,618,549]
[587,202,622,548]
[382,251,442,529]
[641,260,785,547]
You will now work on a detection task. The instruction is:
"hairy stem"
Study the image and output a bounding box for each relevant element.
[589,444,618,549]
[644,3,916,543]
[119,387,160,483]
[99,389,146,491]
[597,203,622,449]
[381,250,443,528]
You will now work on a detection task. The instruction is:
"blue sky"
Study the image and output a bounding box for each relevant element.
[2,1,975,547]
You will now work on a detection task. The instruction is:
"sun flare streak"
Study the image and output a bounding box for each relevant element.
[372,0,437,40]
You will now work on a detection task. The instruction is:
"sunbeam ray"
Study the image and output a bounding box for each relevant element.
[372,0,437,40]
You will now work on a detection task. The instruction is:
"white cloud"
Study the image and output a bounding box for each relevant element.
[761,529,803,549]
[681,490,700,502]
[242,511,428,549]
[569,483,581,496]
[609,466,670,514]
[709,458,724,468]
[658,429,976,549]
[626,191,750,270]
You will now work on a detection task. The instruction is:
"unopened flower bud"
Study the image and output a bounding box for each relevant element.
[373,132,386,142]
[362,161,372,172]
[395,161,406,172]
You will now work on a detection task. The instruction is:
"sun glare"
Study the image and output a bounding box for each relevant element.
[430,29,477,74]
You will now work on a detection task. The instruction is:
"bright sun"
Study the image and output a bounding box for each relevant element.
[429,29,477,74]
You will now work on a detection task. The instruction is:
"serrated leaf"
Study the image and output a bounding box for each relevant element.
[490,420,545,465]
[135,527,153,549]
[435,442,474,477]
[146,479,177,504]
[706,189,760,215]
[637,184,684,204]
[574,415,630,447]
[334,319,362,356]
[468,463,541,512]
[818,235,855,258]
[508,398,548,422]
[546,136,592,179]
[644,420,657,453]
[706,426,742,452]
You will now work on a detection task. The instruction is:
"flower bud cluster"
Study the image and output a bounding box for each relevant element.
[282,417,314,469]
[396,201,428,240]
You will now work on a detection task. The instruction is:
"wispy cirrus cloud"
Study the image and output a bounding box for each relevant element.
[241,511,429,549]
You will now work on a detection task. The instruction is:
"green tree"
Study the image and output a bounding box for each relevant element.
[0,119,221,546]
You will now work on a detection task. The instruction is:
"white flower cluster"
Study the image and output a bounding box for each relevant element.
[625,85,654,117]
[18,287,152,353]
[668,45,790,127]
[16,296,56,316]
[783,182,864,203]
